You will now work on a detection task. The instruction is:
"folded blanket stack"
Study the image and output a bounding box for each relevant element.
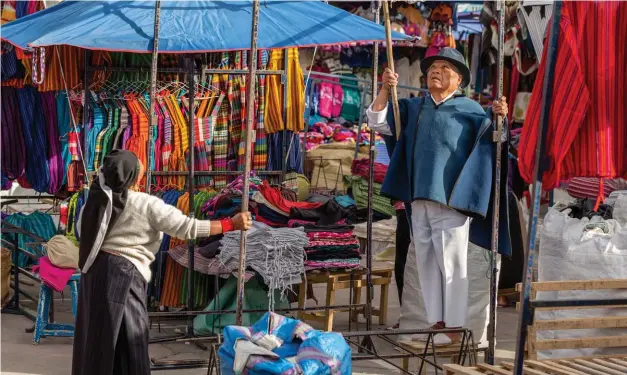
[294,224,361,270]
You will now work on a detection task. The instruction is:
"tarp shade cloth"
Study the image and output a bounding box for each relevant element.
[1,1,411,53]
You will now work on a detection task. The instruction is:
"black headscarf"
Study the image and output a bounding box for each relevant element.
[78,150,139,270]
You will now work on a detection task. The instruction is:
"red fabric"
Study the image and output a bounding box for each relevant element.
[257,181,322,213]
[519,2,627,188]
[220,218,235,233]
[351,158,388,184]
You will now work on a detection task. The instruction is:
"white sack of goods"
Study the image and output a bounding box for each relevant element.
[537,198,627,359]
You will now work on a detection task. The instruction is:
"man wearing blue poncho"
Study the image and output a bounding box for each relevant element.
[367,48,510,345]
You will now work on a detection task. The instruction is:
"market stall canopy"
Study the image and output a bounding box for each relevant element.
[1,0,411,53]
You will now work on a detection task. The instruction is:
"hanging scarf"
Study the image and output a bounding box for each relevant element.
[41,91,64,194]
[1,87,26,180]
[78,150,139,272]
[17,86,50,192]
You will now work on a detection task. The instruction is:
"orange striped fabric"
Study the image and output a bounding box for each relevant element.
[37,46,83,92]
[263,48,305,133]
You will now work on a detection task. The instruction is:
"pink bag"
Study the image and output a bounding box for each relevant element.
[33,256,76,292]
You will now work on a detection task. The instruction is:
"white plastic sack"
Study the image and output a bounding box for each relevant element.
[399,242,499,347]
[354,218,396,260]
[537,207,627,359]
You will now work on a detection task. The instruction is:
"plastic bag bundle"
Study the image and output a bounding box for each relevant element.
[218,312,351,375]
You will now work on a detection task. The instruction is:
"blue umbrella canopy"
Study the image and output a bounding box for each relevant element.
[1,1,411,53]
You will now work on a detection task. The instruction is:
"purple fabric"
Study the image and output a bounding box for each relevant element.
[1,87,26,180]
[41,92,64,193]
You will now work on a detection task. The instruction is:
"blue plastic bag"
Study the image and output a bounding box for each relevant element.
[218,312,351,375]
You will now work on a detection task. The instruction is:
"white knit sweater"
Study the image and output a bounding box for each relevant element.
[87,191,211,281]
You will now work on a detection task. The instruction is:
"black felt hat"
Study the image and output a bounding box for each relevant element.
[420,47,471,89]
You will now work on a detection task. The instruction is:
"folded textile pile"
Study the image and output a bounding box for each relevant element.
[251,181,322,227]
[293,224,361,270]
[351,158,388,184]
[218,222,308,303]
[343,174,395,218]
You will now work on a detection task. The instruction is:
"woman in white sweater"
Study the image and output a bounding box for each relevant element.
[72,150,251,375]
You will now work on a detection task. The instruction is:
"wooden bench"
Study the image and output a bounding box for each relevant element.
[515,279,627,359]
[398,340,485,375]
[444,355,627,374]
[350,267,394,326]
[297,269,368,331]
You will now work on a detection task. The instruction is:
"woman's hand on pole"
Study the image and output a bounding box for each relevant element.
[233,211,253,231]
[372,68,398,112]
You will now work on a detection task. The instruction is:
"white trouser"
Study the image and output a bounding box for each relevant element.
[410,200,470,327]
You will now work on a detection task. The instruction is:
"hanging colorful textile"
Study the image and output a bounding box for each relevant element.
[519,1,627,188]
[56,91,72,184]
[40,91,64,193]
[37,46,83,92]
[17,86,50,193]
[1,87,26,180]
[254,50,269,171]
[264,48,306,134]
[213,74,230,188]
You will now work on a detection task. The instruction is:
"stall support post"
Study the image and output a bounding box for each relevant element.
[186,57,196,336]
[353,87,367,161]
[145,0,161,194]
[486,0,506,365]
[360,1,381,353]
[235,0,260,326]
[82,49,91,193]
[281,49,289,179]
[513,2,562,373]
[302,81,314,172]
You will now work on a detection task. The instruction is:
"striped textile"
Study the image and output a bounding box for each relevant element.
[150,189,182,301]
[213,75,230,188]
[40,91,64,193]
[68,132,81,161]
[517,2,553,62]
[566,177,627,200]
[520,2,627,188]
[1,87,26,180]
[254,50,269,171]
[264,48,306,134]
[17,87,50,192]
[87,102,105,171]
[228,76,243,165]
[93,101,112,171]
[38,46,83,92]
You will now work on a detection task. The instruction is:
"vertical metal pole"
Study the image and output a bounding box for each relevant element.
[235,0,260,326]
[361,2,380,353]
[281,49,289,177]
[146,0,161,193]
[353,87,367,161]
[82,49,90,188]
[186,57,196,335]
[513,2,562,373]
[486,0,505,365]
[302,81,314,172]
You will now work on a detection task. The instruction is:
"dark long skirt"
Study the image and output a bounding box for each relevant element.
[72,252,150,375]
[498,192,525,291]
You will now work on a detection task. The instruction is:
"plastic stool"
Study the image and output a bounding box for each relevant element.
[33,273,80,344]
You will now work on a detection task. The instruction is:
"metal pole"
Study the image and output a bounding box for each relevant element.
[281,49,289,178]
[186,57,196,335]
[513,2,562,373]
[486,0,505,365]
[82,49,90,190]
[360,2,380,353]
[235,0,260,326]
[146,0,161,193]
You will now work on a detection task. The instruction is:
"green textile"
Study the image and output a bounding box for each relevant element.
[2,212,56,267]
[193,276,288,336]
[339,75,361,121]
[343,175,394,217]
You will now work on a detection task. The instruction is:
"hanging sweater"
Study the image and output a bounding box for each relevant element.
[82,191,211,281]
